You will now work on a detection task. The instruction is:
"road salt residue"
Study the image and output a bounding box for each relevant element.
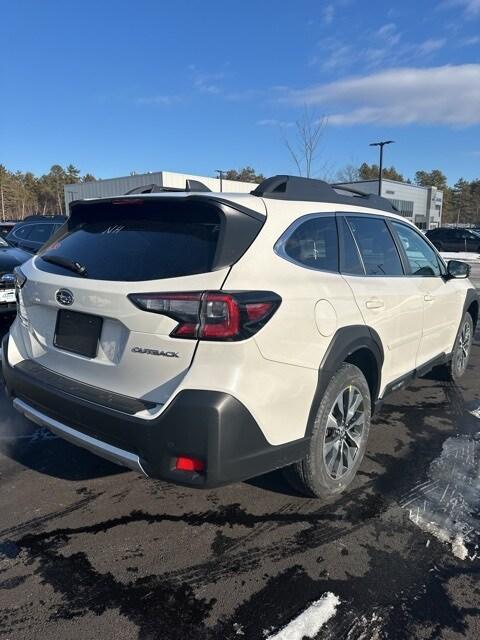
[265,593,340,640]
[0,427,58,443]
[401,432,480,560]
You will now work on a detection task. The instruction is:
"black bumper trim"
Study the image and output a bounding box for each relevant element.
[13,359,157,415]
[2,334,309,488]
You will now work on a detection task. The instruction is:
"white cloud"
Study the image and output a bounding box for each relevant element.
[135,95,181,106]
[257,119,294,128]
[322,3,335,24]
[194,73,224,95]
[376,22,401,46]
[458,0,480,14]
[460,35,480,45]
[321,45,353,71]
[442,0,480,15]
[417,38,446,54]
[284,64,480,126]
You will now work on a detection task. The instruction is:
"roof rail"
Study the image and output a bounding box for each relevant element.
[251,175,397,213]
[125,179,211,195]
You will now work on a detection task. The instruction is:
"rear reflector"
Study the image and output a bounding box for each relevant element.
[175,456,205,472]
[128,291,281,341]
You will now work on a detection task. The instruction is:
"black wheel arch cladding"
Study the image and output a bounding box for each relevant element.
[305,325,383,438]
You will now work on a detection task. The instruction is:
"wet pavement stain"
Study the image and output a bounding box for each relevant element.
[1,326,480,638]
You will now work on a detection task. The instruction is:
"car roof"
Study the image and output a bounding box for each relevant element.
[71,189,421,231]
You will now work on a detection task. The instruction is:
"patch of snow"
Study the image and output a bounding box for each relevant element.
[470,407,480,420]
[265,593,340,640]
[346,610,384,640]
[440,251,480,262]
[401,433,480,560]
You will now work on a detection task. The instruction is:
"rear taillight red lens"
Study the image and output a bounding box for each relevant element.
[128,291,281,341]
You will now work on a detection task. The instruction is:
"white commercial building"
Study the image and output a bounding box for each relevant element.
[64,170,257,212]
[336,179,443,230]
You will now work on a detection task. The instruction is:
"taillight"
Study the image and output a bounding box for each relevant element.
[128,291,281,341]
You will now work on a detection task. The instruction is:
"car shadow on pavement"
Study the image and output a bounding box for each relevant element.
[0,416,128,482]
[245,468,306,497]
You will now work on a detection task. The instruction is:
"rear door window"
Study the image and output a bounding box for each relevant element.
[13,225,32,240]
[27,223,56,245]
[346,216,403,276]
[277,215,339,272]
[37,200,222,281]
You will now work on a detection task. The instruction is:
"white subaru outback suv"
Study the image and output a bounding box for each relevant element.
[2,175,478,498]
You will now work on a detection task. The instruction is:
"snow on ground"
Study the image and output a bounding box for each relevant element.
[265,593,340,640]
[401,431,480,560]
[440,252,480,262]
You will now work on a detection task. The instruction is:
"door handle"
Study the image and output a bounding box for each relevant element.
[424,294,434,302]
[366,299,385,310]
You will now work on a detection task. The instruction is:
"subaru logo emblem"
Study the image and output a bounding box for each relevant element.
[0,273,15,283]
[56,289,74,306]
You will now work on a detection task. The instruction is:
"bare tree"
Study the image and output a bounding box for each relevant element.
[335,164,360,183]
[282,107,328,178]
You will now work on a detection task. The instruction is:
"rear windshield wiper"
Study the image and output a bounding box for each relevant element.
[40,255,87,277]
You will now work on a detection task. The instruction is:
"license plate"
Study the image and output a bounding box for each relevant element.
[54,310,103,358]
[0,289,15,304]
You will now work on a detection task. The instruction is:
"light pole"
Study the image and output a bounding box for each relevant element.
[215,169,227,193]
[369,140,395,196]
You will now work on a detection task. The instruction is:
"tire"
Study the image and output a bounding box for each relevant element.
[284,363,371,498]
[442,312,474,381]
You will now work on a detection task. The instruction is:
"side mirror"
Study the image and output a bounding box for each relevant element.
[447,260,470,279]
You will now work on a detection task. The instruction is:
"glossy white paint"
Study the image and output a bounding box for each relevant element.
[6,189,474,451]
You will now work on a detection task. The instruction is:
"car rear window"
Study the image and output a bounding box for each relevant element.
[37,200,222,282]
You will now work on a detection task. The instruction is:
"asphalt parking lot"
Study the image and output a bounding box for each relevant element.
[1,264,479,640]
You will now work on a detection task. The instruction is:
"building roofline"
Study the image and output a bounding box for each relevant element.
[336,178,439,191]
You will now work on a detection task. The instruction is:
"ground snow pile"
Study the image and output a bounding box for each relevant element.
[401,432,480,560]
[265,593,340,639]
[440,252,480,262]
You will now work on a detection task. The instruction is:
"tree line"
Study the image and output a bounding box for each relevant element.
[351,164,480,225]
[1,162,479,225]
[0,164,95,221]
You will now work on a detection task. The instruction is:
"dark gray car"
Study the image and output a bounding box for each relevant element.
[426,227,480,253]
[6,216,66,253]
[0,237,31,316]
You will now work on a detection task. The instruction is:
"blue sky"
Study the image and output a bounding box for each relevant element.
[1,0,480,184]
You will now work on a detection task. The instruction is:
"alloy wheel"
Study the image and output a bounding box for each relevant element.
[456,320,472,375]
[323,385,366,480]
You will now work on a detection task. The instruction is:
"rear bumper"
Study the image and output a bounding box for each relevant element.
[2,334,308,488]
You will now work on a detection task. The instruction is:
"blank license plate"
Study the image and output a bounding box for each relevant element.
[54,310,103,358]
[0,289,15,304]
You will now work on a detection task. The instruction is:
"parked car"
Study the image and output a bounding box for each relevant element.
[3,176,478,498]
[6,215,66,253]
[0,222,16,239]
[0,236,31,317]
[426,227,480,253]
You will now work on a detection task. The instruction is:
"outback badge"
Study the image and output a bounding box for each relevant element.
[131,347,179,358]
